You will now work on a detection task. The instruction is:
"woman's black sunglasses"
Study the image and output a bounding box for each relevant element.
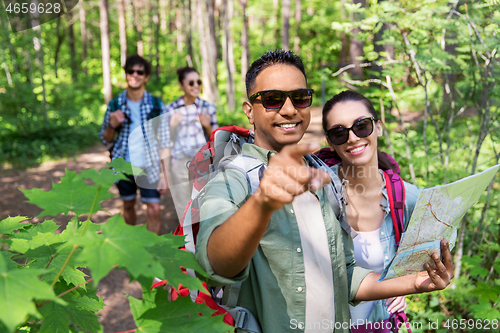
[189,79,203,86]
[326,117,377,145]
[249,89,314,109]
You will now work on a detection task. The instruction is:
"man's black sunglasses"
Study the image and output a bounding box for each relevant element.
[126,69,145,76]
[326,117,377,145]
[249,89,314,109]
[189,79,203,86]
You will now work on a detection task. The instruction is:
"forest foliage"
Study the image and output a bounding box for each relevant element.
[0,0,499,332]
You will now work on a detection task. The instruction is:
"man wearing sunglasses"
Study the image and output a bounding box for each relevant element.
[99,55,167,235]
[195,49,453,333]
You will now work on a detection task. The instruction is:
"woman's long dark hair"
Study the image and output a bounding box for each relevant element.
[322,90,396,172]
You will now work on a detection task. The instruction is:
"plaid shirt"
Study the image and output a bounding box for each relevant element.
[163,96,218,161]
[99,90,168,183]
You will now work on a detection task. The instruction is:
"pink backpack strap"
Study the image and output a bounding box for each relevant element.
[382,169,405,247]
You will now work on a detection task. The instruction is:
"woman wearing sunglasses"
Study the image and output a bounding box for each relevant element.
[319,90,421,332]
[162,67,218,218]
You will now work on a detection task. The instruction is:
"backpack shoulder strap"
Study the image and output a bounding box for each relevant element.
[109,97,120,113]
[382,169,406,247]
[304,154,357,238]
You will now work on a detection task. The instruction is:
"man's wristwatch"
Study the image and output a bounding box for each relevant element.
[109,123,117,130]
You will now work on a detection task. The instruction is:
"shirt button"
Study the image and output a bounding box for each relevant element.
[381,232,384,235]
[298,323,304,329]
[297,286,303,292]
[290,209,294,214]
[297,247,302,253]
[385,256,389,260]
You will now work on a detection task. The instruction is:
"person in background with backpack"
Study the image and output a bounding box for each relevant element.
[99,55,167,235]
[195,49,453,333]
[161,67,218,218]
[318,90,421,332]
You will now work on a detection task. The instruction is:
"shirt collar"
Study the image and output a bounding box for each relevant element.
[175,96,202,107]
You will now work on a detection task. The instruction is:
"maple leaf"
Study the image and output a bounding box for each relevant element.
[107,157,134,175]
[20,244,88,287]
[5,220,64,254]
[21,169,115,217]
[38,280,104,333]
[148,235,208,292]
[0,251,18,270]
[129,288,231,333]
[78,167,128,190]
[0,216,29,234]
[72,214,165,285]
[0,254,59,332]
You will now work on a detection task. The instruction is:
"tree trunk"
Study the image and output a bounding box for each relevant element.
[80,0,88,75]
[339,0,348,67]
[240,0,249,79]
[154,0,160,79]
[1,49,13,86]
[28,1,47,113]
[197,0,218,103]
[147,0,154,61]
[118,0,127,68]
[160,0,167,32]
[54,18,66,79]
[99,0,112,104]
[222,0,236,111]
[68,13,78,82]
[274,0,280,48]
[186,0,194,67]
[282,0,290,50]
[176,6,183,52]
[349,0,365,80]
[136,0,144,56]
[0,12,19,75]
[293,0,301,54]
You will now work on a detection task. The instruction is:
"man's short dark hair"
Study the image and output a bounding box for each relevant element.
[124,55,152,77]
[245,49,307,97]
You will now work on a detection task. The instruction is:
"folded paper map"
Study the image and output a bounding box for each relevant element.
[380,164,500,281]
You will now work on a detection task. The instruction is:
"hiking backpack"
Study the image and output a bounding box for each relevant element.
[153,126,347,333]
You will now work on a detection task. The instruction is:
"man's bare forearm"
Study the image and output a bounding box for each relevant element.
[207,190,274,278]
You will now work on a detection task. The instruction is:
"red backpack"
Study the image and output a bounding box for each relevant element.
[154,126,267,332]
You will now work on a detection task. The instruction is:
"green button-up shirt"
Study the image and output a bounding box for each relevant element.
[196,143,372,333]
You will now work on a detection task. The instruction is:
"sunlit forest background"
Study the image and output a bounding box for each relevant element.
[1,0,499,330]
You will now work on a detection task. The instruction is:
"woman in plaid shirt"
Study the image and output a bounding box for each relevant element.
[162,67,218,218]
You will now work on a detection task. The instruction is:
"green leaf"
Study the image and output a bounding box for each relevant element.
[470,282,500,303]
[20,244,88,287]
[470,302,500,320]
[462,255,490,278]
[79,167,128,190]
[39,280,104,333]
[0,251,18,270]
[5,220,63,254]
[73,215,164,285]
[0,216,29,234]
[21,169,115,217]
[129,288,231,333]
[0,254,58,332]
[493,261,500,276]
[107,158,134,175]
[148,235,208,292]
